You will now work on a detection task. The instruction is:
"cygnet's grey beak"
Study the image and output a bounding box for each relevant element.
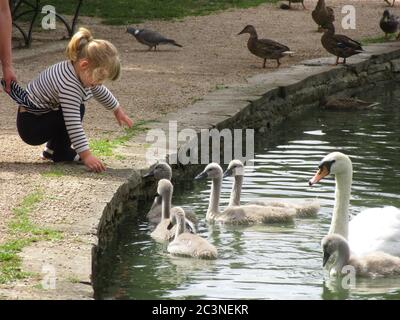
[223,168,233,179]
[143,171,154,178]
[194,171,207,180]
[323,251,331,267]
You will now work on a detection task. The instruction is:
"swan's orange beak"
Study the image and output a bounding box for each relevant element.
[308,166,330,186]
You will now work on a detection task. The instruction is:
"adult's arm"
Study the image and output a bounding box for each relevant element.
[0,0,16,92]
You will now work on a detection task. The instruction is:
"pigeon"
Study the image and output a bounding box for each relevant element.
[126,27,183,51]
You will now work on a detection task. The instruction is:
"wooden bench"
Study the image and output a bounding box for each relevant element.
[10,0,83,47]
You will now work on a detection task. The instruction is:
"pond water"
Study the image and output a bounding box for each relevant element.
[96,83,400,300]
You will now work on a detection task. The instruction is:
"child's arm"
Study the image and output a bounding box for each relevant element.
[60,88,106,173]
[114,106,133,128]
[91,85,133,128]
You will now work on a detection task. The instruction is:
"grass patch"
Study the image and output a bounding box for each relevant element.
[361,34,397,45]
[114,154,126,160]
[41,165,66,178]
[44,0,279,25]
[90,120,152,157]
[0,191,62,284]
[0,239,34,284]
[67,275,81,284]
[216,84,229,90]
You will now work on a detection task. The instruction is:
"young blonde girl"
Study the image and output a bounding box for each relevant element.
[2,27,132,173]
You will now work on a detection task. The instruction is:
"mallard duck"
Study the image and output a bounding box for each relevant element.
[312,0,335,32]
[280,0,306,9]
[384,0,396,7]
[380,10,400,39]
[238,25,293,68]
[320,96,380,110]
[126,26,182,51]
[321,23,364,65]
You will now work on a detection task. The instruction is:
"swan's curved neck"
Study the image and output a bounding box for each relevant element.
[161,192,172,220]
[229,174,243,206]
[330,171,352,239]
[175,218,185,238]
[332,241,351,275]
[207,176,221,221]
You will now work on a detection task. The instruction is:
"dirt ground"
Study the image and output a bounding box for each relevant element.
[0,0,397,298]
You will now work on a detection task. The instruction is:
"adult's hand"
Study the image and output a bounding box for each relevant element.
[1,64,16,93]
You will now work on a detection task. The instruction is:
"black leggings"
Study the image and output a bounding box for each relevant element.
[16,105,85,162]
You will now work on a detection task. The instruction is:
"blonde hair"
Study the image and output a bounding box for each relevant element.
[66,27,120,82]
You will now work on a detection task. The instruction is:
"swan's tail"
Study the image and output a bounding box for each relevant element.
[294,199,321,218]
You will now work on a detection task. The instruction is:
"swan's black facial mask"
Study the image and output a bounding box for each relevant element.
[318,159,335,173]
[309,160,335,186]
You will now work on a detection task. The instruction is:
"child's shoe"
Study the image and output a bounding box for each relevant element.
[40,147,54,161]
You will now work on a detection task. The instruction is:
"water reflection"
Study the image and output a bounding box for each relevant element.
[96,82,400,300]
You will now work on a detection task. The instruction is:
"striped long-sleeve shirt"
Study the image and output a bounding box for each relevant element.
[25,60,119,153]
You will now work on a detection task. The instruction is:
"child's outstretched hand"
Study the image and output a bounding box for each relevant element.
[114,106,133,128]
[80,150,106,173]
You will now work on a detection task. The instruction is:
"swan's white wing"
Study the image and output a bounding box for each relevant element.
[349,206,400,257]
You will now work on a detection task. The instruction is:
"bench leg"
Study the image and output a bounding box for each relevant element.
[55,0,83,37]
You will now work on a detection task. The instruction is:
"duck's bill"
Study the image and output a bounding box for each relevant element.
[308,167,330,186]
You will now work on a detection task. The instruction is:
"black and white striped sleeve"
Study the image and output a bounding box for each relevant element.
[59,86,89,154]
[91,85,119,110]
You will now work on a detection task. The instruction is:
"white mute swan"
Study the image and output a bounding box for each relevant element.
[322,234,400,278]
[168,207,218,260]
[195,163,295,224]
[143,162,198,225]
[150,179,196,242]
[309,152,400,257]
[223,159,320,217]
